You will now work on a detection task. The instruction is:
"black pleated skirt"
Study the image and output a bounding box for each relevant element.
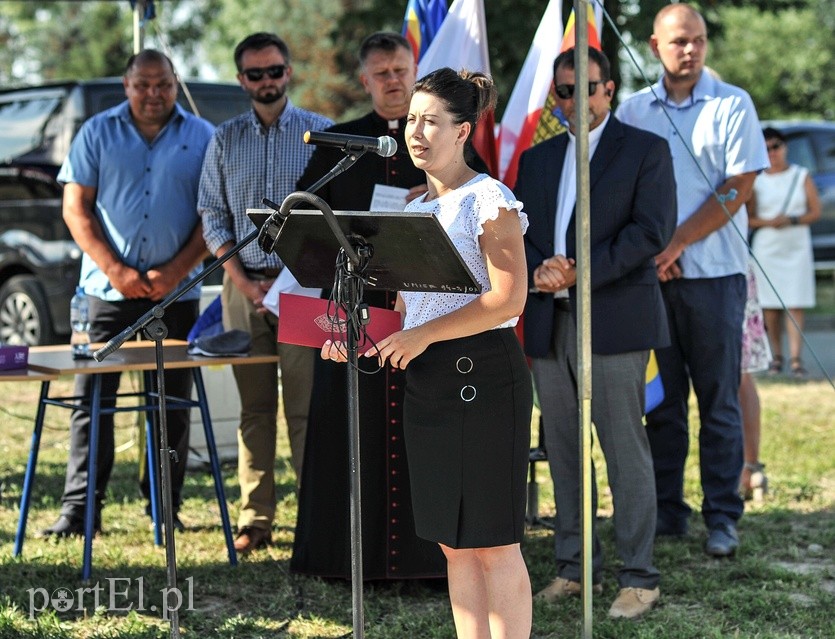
[404,328,533,549]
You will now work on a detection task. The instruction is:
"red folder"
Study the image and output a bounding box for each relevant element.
[277,293,402,354]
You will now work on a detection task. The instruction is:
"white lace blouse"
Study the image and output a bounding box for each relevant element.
[401,173,528,330]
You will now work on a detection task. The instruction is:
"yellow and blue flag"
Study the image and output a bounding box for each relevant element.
[402,0,449,64]
[645,350,664,414]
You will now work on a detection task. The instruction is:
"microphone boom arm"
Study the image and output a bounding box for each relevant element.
[258,150,365,267]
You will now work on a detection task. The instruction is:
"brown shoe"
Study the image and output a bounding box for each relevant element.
[608,587,660,619]
[535,577,603,602]
[233,526,271,554]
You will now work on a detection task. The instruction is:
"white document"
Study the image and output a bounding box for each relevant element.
[370,184,410,211]
[262,268,322,317]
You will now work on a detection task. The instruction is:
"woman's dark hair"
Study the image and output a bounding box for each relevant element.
[412,67,497,137]
[762,126,786,143]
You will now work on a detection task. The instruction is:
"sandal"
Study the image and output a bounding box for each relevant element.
[766,356,783,376]
[789,357,808,379]
[740,462,768,502]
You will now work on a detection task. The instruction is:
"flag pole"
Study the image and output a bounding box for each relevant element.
[133,0,146,53]
[573,2,594,638]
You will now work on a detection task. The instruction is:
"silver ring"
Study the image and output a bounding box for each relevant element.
[456,356,473,374]
[460,385,477,402]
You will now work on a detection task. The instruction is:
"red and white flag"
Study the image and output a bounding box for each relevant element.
[497,0,563,188]
[498,3,604,188]
[417,0,498,177]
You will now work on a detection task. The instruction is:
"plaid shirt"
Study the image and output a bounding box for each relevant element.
[198,99,333,269]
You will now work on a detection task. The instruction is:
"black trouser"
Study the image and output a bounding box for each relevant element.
[60,297,199,519]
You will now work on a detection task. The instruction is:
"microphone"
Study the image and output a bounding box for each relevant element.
[303,130,397,158]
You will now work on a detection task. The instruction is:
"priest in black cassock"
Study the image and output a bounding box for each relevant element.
[290,32,444,580]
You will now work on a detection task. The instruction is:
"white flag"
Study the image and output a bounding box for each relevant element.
[497,0,563,185]
[417,0,490,76]
[416,0,498,176]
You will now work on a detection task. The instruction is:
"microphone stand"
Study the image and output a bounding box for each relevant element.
[93,151,367,639]
[259,190,369,639]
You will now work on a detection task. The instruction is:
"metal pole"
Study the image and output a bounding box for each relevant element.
[573,2,593,638]
[133,0,145,53]
[148,319,181,639]
[346,258,365,638]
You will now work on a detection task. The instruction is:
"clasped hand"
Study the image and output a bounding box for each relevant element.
[321,328,429,370]
[533,255,576,293]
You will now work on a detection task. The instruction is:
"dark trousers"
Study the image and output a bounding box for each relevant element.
[60,297,199,519]
[532,305,659,589]
[646,274,746,531]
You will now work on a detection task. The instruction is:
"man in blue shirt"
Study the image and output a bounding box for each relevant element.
[198,33,333,554]
[617,3,769,557]
[42,50,215,537]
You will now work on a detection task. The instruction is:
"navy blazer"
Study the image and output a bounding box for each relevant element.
[516,116,677,357]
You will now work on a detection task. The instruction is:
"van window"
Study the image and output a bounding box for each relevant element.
[815,131,835,174]
[179,84,250,124]
[81,81,250,126]
[0,91,64,162]
[786,134,817,174]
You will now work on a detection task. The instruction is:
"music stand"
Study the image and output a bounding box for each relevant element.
[249,203,479,638]
[247,208,480,294]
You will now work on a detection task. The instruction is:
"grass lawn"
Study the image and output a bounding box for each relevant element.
[811,273,835,318]
[0,375,833,638]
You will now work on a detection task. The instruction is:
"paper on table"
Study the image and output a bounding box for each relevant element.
[262,267,322,317]
[370,184,410,211]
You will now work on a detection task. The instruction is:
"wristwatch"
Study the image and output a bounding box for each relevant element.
[790,217,800,226]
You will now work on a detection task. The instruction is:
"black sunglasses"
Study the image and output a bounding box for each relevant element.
[766,141,784,151]
[241,65,287,82]
[555,81,603,99]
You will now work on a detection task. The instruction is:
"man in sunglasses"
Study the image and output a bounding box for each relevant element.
[617,3,769,559]
[198,32,333,554]
[515,46,676,619]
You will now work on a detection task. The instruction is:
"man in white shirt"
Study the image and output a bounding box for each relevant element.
[617,3,769,558]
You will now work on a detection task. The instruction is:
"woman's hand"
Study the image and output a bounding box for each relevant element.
[771,214,791,228]
[365,327,429,370]
[321,339,348,362]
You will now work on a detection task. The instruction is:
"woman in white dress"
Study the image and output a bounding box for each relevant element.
[323,67,533,638]
[749,127,821,378]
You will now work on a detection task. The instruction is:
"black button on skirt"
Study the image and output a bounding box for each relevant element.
[404,328,533,549]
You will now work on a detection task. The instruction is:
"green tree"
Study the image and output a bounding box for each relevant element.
[711,5,834,119]
[2,1,830,122]
[199,0,361,118]
[0,1,132,82]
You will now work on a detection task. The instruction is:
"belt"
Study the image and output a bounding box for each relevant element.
[554,298,572,312]
[245,267,281,279]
